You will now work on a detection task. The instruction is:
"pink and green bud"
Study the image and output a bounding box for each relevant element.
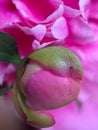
[12,46,83,128]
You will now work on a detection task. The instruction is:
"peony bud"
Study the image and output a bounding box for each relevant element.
[12,46,83,128]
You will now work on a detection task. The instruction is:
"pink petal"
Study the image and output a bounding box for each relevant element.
[79,0,90,19]
[16,24,46,41]
[4,64,16,86]
[63,0,79,10]
[31,25,46,41]
[41,102,98,130]
[32,40,41,50]
[13,0,61,23]
[79,0,98,41]
[64,5,81,17]
[51,17,68,39]
[0,0,20,28]
[32,39,65,50]
[43,4,64,23]
[67,17,94,43]
[0,63,16,86]
[79,0,98,20]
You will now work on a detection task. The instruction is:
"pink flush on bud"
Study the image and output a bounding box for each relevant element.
[13,46,83,128]
[21,64,81,111]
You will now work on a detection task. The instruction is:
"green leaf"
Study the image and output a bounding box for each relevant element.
[0,32,21,64]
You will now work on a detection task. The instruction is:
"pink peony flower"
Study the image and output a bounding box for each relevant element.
[0,0,98,130]
[0,0,95,56]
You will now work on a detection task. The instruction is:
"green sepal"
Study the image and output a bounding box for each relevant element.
[29,46,83,79]
[12,85,55,128]
[0,32,21,65]
[16,58,27,81]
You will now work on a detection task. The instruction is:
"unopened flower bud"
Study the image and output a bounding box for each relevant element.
[13,46,83,128]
